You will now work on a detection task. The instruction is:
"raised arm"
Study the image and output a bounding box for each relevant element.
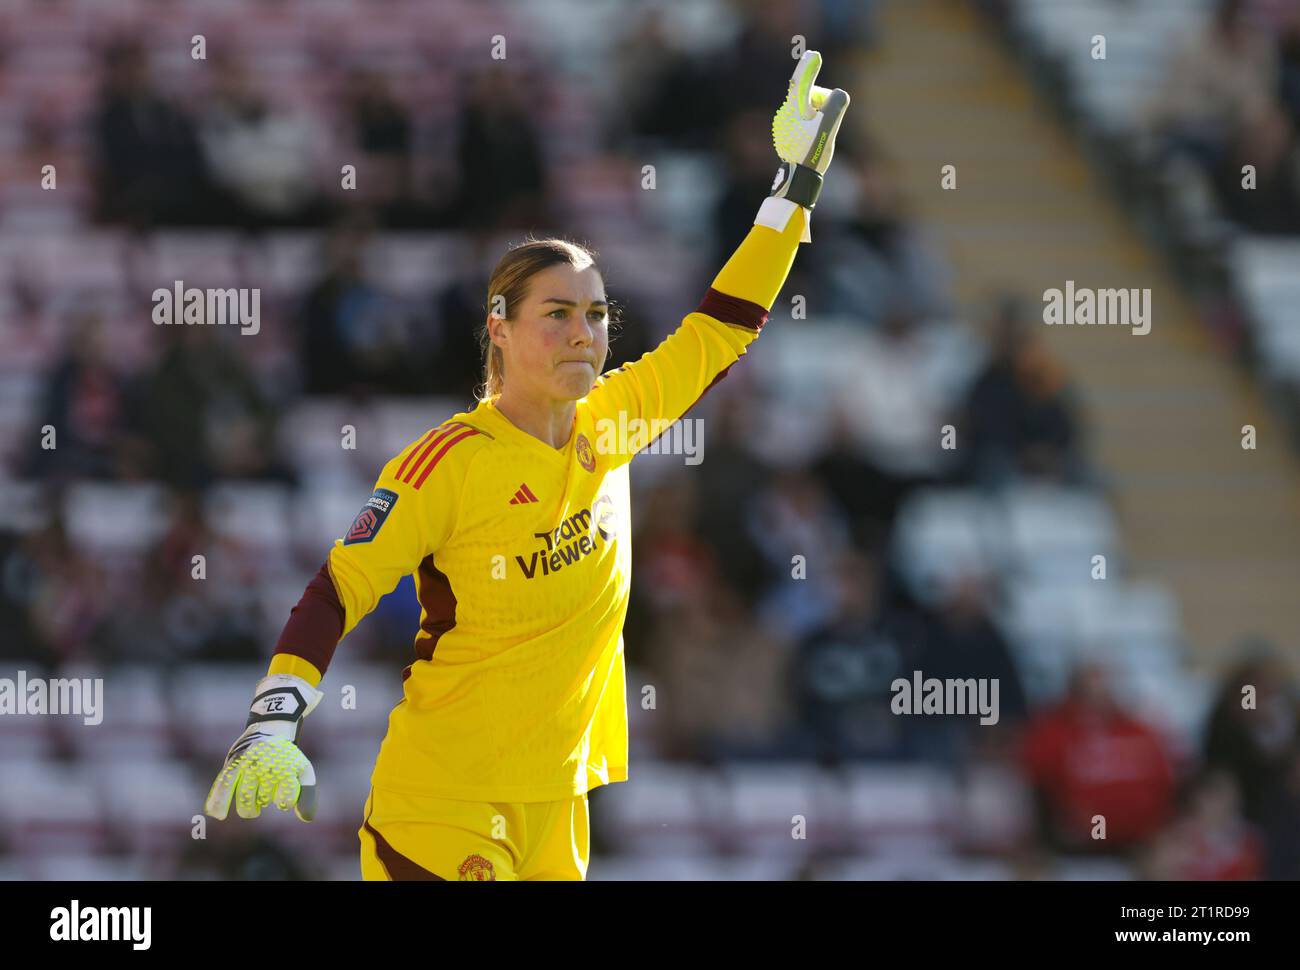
[583,51,850,463]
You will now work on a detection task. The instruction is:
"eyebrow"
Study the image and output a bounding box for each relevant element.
[540,298,608,308]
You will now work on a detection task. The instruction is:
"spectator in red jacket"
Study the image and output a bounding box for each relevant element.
[1020,661,1178,854]
[1141,771,1263,880]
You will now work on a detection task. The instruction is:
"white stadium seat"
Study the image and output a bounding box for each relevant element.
[592,763,719,856]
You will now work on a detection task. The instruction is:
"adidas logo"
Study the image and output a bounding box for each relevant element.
[509,483,539,505]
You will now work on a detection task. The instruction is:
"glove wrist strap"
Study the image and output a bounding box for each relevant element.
[244,674,323,742]
[771,162,823,209]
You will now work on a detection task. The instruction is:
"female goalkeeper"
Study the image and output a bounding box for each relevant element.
[204,52,849,881]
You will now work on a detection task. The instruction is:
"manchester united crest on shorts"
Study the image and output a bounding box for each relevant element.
[457,854,496,881]
[576,433,595,472]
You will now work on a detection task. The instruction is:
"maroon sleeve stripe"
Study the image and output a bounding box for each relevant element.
[679,362,736,423]
[671,286,768,422]
[412,427,480,489]
[400,423,465,484]
[395,428,440,481]
[272,561,345,677]
[696,287,769,333]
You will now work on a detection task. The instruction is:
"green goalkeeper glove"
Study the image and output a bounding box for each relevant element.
[204,673,324,822]
[759,50,851,241]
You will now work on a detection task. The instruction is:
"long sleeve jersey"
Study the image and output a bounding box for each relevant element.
[268,205,807,801]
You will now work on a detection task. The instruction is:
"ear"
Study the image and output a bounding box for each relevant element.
[487,313,507,348]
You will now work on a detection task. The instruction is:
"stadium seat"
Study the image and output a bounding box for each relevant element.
[714,763,846,856]
[0,665,56,761]
[1230,238,1300,382]
[0,761,109,854]
[57,665,173,762]
[591,763,719,856]
[0,478,52,534]
[143,232,244,287]
[587,855,717,881]
[638,150,723,240]
[366,234,458,296]
[89,757,206,854]
[323,855,363,881]
[170,663,265,761]
[1117,666,1215,752]
[292,480,372,552]
[999,483,1119,581]
[203,482,295,552]
[841,765,957,847]
[62,482,173,555]
[1052,857,1137,880]
[29,854,148,881]
[307,663,403,762]
[818,852,1014,881]
[307,753,380,853]
[373,396,468,460]
[1015,0,1212,136]
[257,575,318,644]
[996,580,1084,701]
[279,399,359,479]
[955,762,1033,853]
[748,317,869,413]
[260,232,326,295]
[894,488,1001,605]
[9,231,131,290]
[590,854,798,881]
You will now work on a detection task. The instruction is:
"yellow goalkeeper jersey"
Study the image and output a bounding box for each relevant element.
[271,207,806,801]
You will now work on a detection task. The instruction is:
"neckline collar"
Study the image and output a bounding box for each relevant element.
[479,399,576,462]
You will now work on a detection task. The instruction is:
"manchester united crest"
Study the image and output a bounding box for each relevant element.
[457,854,497,881]
[576,433,595,472]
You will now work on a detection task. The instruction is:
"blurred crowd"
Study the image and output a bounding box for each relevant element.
[1142,0,1300,235]
[1,0,1296,879]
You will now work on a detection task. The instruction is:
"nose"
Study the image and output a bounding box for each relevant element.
[569,311,594,348]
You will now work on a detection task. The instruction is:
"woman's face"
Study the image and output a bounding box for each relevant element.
[491,263,610,403]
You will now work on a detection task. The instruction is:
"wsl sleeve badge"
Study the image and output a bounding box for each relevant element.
[344,488,399,545]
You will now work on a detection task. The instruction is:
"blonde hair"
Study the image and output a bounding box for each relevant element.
[477,237,606,404]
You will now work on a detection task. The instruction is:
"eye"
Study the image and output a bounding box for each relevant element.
[550,307,607,322]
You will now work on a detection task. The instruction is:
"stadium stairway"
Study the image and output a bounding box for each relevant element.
[853,0,1300,669]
